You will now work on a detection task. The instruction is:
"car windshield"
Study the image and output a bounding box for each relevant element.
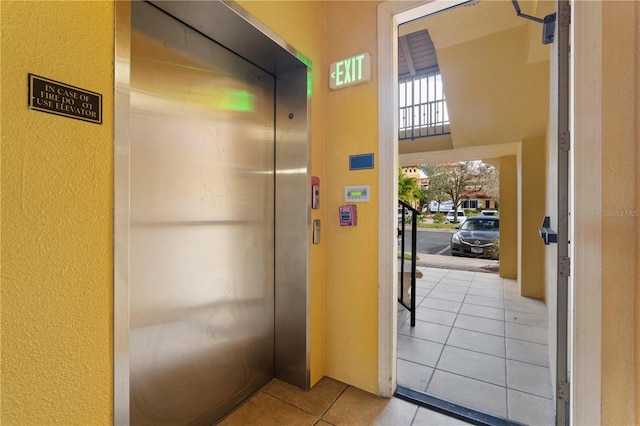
[461,218,499,231]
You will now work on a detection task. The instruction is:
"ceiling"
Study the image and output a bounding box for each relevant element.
[398,0,555,166]
[398,29,438,78]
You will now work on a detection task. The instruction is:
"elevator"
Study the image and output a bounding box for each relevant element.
[114,2,311,424]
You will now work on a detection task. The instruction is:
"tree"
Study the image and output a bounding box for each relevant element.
[422,165,448,212]
[420,161,495,223]
[398,168,423,207]
[482,167,500,207]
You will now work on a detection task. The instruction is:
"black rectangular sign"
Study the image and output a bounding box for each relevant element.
[28,74,102,124]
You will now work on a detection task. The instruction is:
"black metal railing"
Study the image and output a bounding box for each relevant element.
[398,200,420,327]
[399,68,450,140]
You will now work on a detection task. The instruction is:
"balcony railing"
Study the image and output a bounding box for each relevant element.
[399,68,450,140]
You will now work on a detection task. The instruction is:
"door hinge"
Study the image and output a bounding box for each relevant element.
[559,130,570,152]
[559,256,570,277]
[557,381,570,403]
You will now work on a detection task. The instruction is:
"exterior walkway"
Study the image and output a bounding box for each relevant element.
[398,267,555,425]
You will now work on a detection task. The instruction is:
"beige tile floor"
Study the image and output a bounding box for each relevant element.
[219,376,471,425]
[397,267,555,425]
[221,266,554,425]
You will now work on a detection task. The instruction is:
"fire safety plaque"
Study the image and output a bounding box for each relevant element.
[28,74,102,124]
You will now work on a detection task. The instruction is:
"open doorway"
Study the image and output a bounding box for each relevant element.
[397,167,553,423]
[379,0,565,423]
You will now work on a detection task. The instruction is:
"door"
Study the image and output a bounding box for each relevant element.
[130,2,276,424]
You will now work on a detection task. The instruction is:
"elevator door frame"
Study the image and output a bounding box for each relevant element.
[114,1,312,423]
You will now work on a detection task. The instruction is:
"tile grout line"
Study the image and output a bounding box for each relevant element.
[467,273,510,418]
[437,341,506,360]
[408,401,421,426]
[506,385,556,401]
[262,382,348,424]
[316,384,350,424]
[503,287,510,421]
[421,272,450,392]
[423,270,473,393]
[505,335,549,346]
[430,368,510,392]
[401,328,552,366]
[452,309,548,329]
[504,285,555,414]
[261,389,324,421]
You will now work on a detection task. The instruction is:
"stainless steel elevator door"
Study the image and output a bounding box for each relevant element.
[130,3,275,424]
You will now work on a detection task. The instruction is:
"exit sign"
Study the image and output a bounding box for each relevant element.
[329,53,371,90]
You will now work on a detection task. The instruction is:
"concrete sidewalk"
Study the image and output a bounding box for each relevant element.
[404,252,499,273]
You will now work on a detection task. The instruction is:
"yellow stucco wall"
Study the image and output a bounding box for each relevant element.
[323,1,380,393]
[499,156,518,279]
[1,1,114,424]
[636,2,640,422]
[601,1,638,423]
[519,137,546,299]
[237,0,329,388]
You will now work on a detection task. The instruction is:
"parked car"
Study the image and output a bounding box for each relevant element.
[479,209,499,216]
[450,216,499,259]
[398,207,412,223]
[445,210,467,224]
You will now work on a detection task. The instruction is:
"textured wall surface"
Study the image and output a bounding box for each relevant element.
[1,1,114,424]
[601,1,638,424]
[500,156,518,279]
[520,137,546,299]
[323,1,380,394]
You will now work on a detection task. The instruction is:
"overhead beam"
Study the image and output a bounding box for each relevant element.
[399,35,416,76]
[399,141,522,165]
